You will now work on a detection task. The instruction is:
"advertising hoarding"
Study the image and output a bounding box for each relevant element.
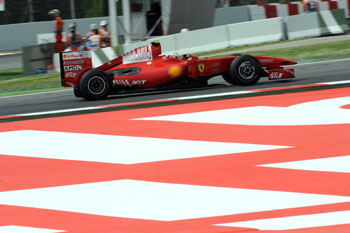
[0,0,5,11]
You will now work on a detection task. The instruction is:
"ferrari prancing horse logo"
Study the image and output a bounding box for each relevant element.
[198,64,205,73]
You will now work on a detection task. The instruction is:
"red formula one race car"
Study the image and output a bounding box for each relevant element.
[59,41,297,100]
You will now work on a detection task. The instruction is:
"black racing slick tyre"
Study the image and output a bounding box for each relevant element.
[221,72,233,85]
[79,69,111,100]
[73,88,82,98]
[226,55,262,86]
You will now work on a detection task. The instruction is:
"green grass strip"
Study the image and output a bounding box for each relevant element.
[0,69,62,95]
[247,41,350,61]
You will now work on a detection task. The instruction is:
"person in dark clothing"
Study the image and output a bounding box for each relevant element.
[306,0,318,13]
[66,22,83,51]
[146,2,162,36]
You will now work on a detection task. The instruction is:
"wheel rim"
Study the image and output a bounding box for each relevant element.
[87,76,106,95]
[238,61,255,80]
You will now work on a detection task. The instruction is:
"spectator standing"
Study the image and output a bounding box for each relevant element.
[306,0,319,12]
[66,23,84,51]
[48,9,64,53]
[85,24,102,50]
[302,0,309,12]
[99,20,112,48]
[85,24,97,42]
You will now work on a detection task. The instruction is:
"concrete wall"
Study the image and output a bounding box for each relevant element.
[285,9,348,39]
[285,13,322,39]
[213,6,250,26]
[175,24,230,54]
[227,18,285,47]
[22,43,56,76]
[248,5,266,20]
[122,9,347,56]
[123,17,285,55]
[274,3,289,18]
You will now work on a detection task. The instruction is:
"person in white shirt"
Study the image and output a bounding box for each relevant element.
[99,20,112,48]
[85,24,102,50]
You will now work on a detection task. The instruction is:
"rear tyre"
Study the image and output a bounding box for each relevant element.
[226,55,261,86]
[79,69,111,100]
[221,72,234,85]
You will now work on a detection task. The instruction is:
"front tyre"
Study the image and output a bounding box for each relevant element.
[79,69,111,100]
[227,55,261,86]
[73,88,82,98]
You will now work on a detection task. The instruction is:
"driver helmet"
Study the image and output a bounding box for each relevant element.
[170,52,180,58]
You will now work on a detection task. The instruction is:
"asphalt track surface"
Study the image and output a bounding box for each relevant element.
[0,59,349,117]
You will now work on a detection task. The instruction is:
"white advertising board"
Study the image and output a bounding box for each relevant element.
[0,0,5,11]
[37,32,66,45]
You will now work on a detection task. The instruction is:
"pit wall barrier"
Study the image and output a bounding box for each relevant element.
[214,0,350,27]
[123,9,346,57]
[338,0,350,18]
[285,12,321,39]
[286,8,348,39]
[226,18,285,47]
[22,43,56,76]
[248,5,267,20]
[122,17,284,56]
[263,0,350,17]
[318,9,349,34]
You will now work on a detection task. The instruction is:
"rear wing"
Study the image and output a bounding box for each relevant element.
[59,51,93,88]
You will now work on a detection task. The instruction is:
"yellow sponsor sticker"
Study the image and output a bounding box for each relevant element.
[168,65,183,78]
[198,63,205,73]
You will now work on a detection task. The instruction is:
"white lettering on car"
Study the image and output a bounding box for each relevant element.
[114,80,147,87]
[62,51,91,60]
[63,60,84,65]
[64,65,83,71]
[65,72,77,78]
[259,58,274,63]
[131,80,147,85]
[270,72,283,80]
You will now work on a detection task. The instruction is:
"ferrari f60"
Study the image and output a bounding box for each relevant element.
[60,41,297,100]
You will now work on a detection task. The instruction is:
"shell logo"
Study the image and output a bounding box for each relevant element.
[168,65,183,78]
